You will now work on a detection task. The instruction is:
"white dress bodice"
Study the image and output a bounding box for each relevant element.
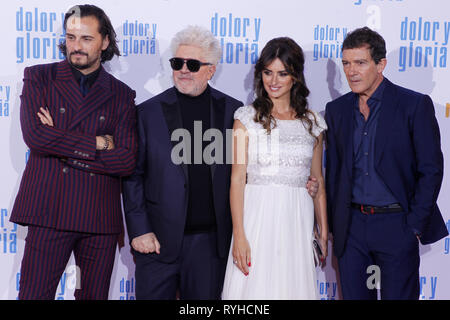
[234,105,327,188]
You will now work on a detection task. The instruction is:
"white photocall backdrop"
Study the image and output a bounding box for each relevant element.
[0,0,449,300]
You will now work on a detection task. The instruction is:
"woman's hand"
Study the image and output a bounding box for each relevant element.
[319,234,328,263]
[232,234,251,276]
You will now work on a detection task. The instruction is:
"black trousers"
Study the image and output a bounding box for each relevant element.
[134,231,227,300]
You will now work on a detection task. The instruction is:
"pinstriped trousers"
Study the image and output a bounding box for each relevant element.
[18,226,118,300]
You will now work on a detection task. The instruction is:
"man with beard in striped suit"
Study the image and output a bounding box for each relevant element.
[10,5,137,299]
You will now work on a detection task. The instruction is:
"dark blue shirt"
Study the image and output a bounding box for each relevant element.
[351,78,398,206]
[70,64,101,92]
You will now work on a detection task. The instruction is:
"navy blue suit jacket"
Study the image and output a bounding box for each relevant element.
[325,78,448,258]
[122,86,243,263]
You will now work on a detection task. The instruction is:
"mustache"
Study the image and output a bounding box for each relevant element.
[70,51,88,56]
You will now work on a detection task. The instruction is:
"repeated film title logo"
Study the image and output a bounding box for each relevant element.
[319,224,450,300]
[120,12,262,63]
[398,17,448,72]
[211,12,260,64]
[313,0,405,60]
[312,24,348,62]
[313,0,404,62]
[357,265,440,300]
[14,6,158,62]
[2,208,83,300]
[417,219,449,299]
[15,7,65,63]
[317,280,338,300]
[121,19,156,57]
[0,209,16,254]
[399,16,449,120]
[314,0,449,73]
[15,265,81,300]
[14,7,260,64]
[0,85,10,118]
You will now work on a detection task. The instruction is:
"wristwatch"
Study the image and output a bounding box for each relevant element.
[102,135,109,151]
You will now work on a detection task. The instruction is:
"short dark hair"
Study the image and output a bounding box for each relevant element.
[58,4,120,62]
[342,27,386,64]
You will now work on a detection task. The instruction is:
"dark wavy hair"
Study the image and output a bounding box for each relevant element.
[58,4,120,62]
[342,27,386,64]
[253,37,317,139]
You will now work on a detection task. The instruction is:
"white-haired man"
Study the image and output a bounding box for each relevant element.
[122,25,243,299]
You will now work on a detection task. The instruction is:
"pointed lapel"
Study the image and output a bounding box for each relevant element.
[210,90,226,180]
[53,60,84,109]
[68,66,113,130]
[161,88,189,183]
[374,79,399,166]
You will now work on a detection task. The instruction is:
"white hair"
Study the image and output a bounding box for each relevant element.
[170,25,222,65]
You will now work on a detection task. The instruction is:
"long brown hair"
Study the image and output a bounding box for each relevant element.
[253,37,317,138]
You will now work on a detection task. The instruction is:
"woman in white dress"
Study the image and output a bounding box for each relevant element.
[222,37,328,299]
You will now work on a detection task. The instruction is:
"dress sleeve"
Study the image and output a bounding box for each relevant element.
[233,105,255,129]
[310,110,327,137]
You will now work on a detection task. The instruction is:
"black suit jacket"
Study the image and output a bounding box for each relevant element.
[122,86,243,262]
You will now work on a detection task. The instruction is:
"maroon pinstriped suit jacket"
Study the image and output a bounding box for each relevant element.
[11,60,137,234]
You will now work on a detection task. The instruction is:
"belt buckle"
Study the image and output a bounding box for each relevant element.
[360,204,374,215]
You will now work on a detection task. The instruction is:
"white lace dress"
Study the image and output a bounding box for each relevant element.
[222,105,327,300]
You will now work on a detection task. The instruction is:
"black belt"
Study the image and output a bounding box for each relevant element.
[351,203,403,214]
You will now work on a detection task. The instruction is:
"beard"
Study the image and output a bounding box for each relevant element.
[68,51,100,71]
[174,77,208,97]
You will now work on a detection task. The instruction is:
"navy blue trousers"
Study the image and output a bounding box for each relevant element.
[18,226,118,300]
[134,231,227,300]
[338,208,420,300]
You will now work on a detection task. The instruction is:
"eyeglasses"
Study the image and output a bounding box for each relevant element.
[169,58,212,72]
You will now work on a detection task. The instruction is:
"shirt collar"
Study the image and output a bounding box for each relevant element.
[353,77,387,110]
[69,63,102,87]
[368,77,386,103]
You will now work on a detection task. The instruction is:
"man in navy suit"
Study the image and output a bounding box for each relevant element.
[11,5,137,299]
[122,25,243,299]
[325,27,448,300]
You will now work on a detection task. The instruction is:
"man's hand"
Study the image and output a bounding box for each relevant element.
[37,107,54,127]
[306,176,319,198]
[131,232,161,254]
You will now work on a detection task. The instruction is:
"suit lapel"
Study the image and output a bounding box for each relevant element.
[69,66,113,130]
[53,60,83,109]
[161,89,189,183]
[374,79,399,166]
[210,90,226,180]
